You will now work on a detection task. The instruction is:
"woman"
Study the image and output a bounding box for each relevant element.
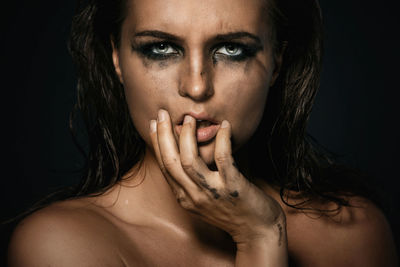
[8,0,398,266]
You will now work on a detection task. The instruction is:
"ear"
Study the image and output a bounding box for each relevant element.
[269,41,288,87]
[111,38,124,84]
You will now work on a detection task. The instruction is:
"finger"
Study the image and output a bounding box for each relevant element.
[156,109,199,192]
[214,120,242,187]
[150,119,199,210]
[149,119,184,196]
[179,115,215,189]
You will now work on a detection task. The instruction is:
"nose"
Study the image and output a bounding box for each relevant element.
[178,50,214,102]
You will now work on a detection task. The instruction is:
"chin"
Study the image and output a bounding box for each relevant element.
[198,141,216,167]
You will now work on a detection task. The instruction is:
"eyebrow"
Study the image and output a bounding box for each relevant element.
[133,30,181,42]
[133,30,262,45]
[214,32,262,44]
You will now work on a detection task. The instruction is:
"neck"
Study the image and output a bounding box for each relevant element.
[97,146,233,244]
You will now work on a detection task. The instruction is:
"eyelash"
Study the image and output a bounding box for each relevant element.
[135,42,181,60]
[133,41,259,62]
[213,42,259,61]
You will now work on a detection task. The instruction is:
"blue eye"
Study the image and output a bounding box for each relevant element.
[133,41,260,62]
[213,43,259,62]
[151,43,178,55]
[133,42,180,60]
[215,44,243,56]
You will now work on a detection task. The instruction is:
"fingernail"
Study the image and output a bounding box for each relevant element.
[183,115,192,124]
[158,109,166,122]
[150,120,157,133]
[221,120,229,128]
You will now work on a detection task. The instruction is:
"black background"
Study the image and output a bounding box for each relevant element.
[2,0,399,265]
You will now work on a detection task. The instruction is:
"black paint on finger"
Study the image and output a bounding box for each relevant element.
[196,171,206,180]
[277,223,283,247]
[199,180,221,199]
[229,191,239,198]
[209,188,221,199]
[195,171,221,199]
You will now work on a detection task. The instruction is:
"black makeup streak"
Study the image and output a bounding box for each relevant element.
[277,223,283,247]
[253,56,269,76]
[244,59,252,73]
[158,60,170,69]
[212,56,217,66]
[229,191,239,198]
[137,55,152,68]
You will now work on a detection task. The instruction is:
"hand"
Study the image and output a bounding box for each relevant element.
[149,109,285,244]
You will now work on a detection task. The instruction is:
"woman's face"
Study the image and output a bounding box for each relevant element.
[113,0,281,165]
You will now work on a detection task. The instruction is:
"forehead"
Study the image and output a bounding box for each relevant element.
[124,0,270,40]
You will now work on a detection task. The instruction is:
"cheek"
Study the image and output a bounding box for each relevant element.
[120,57,178,145]
[214,61,271,149]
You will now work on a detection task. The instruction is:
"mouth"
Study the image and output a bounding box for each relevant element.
[175,119,220,144]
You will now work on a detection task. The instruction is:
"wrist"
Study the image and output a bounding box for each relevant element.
[233,212,287,246]
[234,219,288,267]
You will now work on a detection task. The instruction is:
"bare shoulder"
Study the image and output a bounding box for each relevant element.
[8,198,126,267]
[286,196,398,267]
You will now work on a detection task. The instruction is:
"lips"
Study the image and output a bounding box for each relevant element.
[174,113,220,144]
[175,112,219,126]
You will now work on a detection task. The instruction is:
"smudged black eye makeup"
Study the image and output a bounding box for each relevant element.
[132,41,181,60]
[213,42,261,62]
[132,40,261,62]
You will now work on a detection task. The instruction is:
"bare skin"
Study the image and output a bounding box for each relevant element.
[8,0,398,266]
[8,161,398,266]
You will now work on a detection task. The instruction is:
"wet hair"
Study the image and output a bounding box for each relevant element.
[60,0,378,211]
[246,0,378,211]
[68,0,143,197]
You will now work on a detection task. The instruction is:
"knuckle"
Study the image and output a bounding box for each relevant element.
[179,199,195,210]
[191,195,206,208]
[178,190,188,200]
[215,153,230,166]
[176,192,193,210]
[226,172,241,182]
[163,157,178,169]
[180,158,194,171]
[176,196,185,204]
[182,121,193,131]
[158,120,169,129]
